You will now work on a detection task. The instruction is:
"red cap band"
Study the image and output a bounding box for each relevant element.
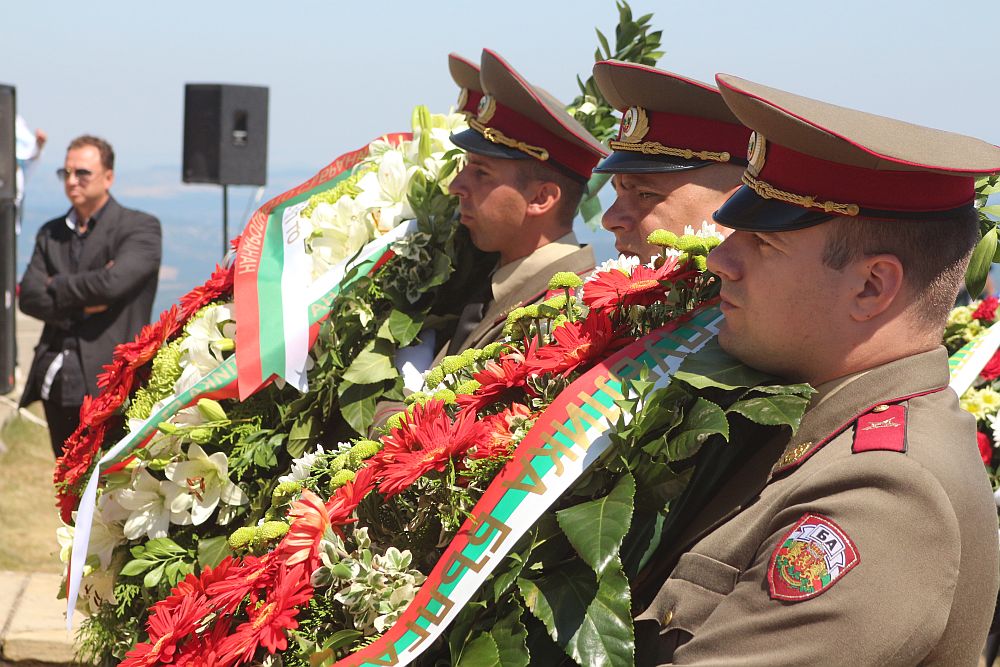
[618,110,751,163]
[480,101,601,179]
[460,89,483,116]
[754,140,974,215]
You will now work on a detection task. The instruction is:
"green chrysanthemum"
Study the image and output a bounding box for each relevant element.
[271,481,302,504]
[647,229,679,248]
[256,521,289,542]
[228,526,256,551]
[330,469,356,491]
[424,367,445,389]
[454,379,481,395]
[385,411,407,431]
[673,235,711,256]
[548,271,583,290]
[433,389,457,404]
[348,439,383,467]
[479,342,504,359]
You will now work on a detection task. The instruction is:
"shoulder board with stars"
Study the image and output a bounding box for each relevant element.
[768,513,860,601]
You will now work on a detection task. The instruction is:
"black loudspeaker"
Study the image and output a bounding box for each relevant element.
[0,85,15,200]
[182,84,268,186]
[0,199,15,394]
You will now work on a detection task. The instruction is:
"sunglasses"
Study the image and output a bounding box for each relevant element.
[56,168,96,183]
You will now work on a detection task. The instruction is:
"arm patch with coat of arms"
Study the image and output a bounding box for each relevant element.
[767,513,860,602]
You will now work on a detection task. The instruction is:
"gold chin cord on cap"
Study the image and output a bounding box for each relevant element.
[469,119,550,161]
[742,172,860,216]
[608,139,731,163]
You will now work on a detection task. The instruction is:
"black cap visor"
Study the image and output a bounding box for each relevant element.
[450,128,530,161]
[713,185,835,232]
[593,150,713,174]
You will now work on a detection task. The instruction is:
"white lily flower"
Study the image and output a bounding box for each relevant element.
[165,443,248,526]
[57,497,126,570]
[588,254,641,280]
[355,149,416,232]
[115,468,190,540]
[307,196,373,279]
[180,303,236,375]
[683,220,726,242]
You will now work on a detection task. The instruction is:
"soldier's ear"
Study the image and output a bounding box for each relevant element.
[524,181,561,218]
[847,253,904,322]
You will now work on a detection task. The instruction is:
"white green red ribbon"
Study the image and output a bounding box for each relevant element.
[335,305,723,666]
[948,320,1000,395]
[235,133,411,400]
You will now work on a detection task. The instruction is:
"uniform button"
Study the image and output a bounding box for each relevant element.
[662,609,674,625]
[872,404,890,413]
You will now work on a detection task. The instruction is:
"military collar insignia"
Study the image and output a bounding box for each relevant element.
[746,131,766,177]
[619,106,650,143]
[768,513,860,601]
[477,94,497,124]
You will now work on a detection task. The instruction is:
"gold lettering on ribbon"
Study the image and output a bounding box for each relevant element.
[407,588,456,650]
[501,456,548,495]
[467,512,512,553]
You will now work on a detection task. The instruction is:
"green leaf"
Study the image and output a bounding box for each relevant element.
[564,562,634,667]
[120,558,154,577]
[456,632,501,667]
[674,339,773,391]
[667,397,729,460]
[743,382,815,398]
[494,602,530,667]
[386,310,422,347]
[144,562,165,588]
[556,473,635,576]
[287,414,316,459]
[338,381,381,435]
[979,204,1000,218]
[144,538,185,557]
[728,394,811,431]
[518,561,597,645]
[197,535,231,569]
[342,341,398,385]
[966,225,997,298]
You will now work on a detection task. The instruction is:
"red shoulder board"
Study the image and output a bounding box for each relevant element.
[768,513,860,601]
[852,403,907,454]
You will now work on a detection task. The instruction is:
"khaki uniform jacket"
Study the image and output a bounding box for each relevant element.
[436,232,595,359]
[636,347,999,666]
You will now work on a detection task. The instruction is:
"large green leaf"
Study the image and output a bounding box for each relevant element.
[518,561,596,645]
[556,474,635,576]
[494,602,530,667]
[456,632,501,667]
[728,394,811,431]
[667,397,728,460]
[564,562,634,667]
[342,340,398,385]
[196,535,231,569]
[966,225,997,299]
[386,310,422,347]
[673,339,772,391]
[337,381,382,435]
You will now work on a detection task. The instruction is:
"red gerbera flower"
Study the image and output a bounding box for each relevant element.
[455,351,532,415]
[121,592,211,666]
[524,313,630,377]
[582,261,675,312]
[974,296,1000,323]
[978,431,994,466]
[369,399,490,496]
[216,564,312,664]
[205,552,278,614]
[473,403,534,460]
[326,464,376,525]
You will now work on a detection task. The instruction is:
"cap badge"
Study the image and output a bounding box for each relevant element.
[477,94,497,124]
[746,132,767,177]
[619,106,650,143]
[456,88,469,113]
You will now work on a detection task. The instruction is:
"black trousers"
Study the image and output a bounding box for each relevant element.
[42,400,81,458]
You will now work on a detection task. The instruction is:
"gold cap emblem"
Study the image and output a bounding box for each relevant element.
[746,132,767,177]
[619,106,649,143]
[477,94,497,124]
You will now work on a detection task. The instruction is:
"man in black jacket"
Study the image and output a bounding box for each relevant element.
[19,135,161,456]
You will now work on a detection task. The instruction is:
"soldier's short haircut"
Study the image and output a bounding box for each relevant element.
[821,209,981,326]
[68,135,115,171]
[514,159,585,229]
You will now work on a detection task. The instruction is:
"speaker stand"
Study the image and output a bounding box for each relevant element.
[221,184,229,257]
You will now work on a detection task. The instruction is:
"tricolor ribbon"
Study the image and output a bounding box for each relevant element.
[234,133,411,400]
[948,320,1000,395]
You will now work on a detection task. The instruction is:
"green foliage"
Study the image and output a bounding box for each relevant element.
[125,338,184,422]
[120,537,195,588]
[966,175,1000,297]
[556,473,635,576]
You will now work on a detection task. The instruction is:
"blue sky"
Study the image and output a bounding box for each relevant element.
[8,0,1000,310]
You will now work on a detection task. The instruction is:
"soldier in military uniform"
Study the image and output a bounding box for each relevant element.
[591,61,749,262]
[441,48,605,354]
[635,75,1000,666]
